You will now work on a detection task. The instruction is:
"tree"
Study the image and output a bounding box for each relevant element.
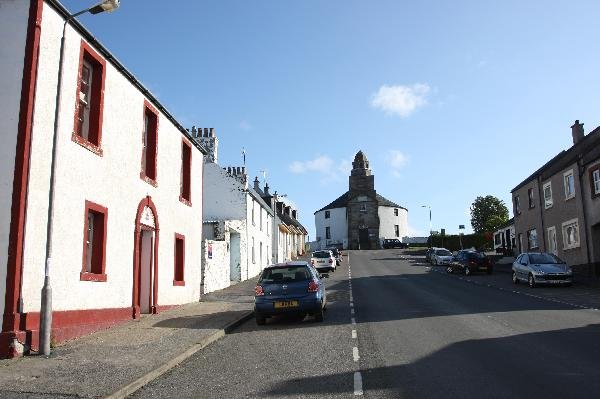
[470,195,509,234]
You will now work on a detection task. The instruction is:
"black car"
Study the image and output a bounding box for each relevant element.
[326,248,343,266]
[447,250,493,275]
[382,239,408,249]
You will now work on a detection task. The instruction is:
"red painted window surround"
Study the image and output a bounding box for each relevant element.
[180,139,192,206]
[81,200,108,282]
[140,100,158,187]
[72,40,105,157]
[174,234,185,286]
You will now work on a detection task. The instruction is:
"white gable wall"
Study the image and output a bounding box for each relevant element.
[314,207,348,249]
[0,0,31,324]
[202,163,246,220]
[378,206,408,241]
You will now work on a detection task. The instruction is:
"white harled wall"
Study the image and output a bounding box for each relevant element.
[246,195,273,279]
[314,207,348,249]
[19,3,204,313]
[378,206,408,241]
[0,0,30,326]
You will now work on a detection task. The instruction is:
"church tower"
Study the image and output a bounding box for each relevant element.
[347,151,380,249]
[349,150,375,193]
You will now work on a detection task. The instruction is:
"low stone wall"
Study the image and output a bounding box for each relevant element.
[202,240,230,294]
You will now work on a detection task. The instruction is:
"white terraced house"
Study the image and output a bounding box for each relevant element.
[0,0,206,358]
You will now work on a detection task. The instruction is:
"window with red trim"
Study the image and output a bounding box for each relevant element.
[81,201,108,282]
[141,101,158,184]
[180,140,192,204]
[174,234,185,286]
[72,41,105,153]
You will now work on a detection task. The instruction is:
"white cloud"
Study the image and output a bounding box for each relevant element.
[386,150,409,177]
[239,120,252,131]
[289,155,334,174]
[370,83,430,117]
[289,155,353,185]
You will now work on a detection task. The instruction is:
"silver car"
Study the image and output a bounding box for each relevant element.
[512,252,573,287]
[431,248,454,266]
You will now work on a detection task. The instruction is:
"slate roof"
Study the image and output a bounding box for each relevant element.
[511,125,600,193]
[315,191,407,213]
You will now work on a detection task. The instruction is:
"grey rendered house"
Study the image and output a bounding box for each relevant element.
[511,120,600,277]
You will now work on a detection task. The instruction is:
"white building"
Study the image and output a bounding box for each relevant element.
[314,151,408,250]
[251,179,308,263]
[1,0,206,358]
[199,129,274,289]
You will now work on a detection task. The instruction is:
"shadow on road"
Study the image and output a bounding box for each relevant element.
[153,310,250,329]
[260,323,600,398]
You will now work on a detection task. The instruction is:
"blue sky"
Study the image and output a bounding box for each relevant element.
[63,0,600,238]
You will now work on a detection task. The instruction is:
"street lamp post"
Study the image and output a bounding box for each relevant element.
[421,205,432,246]
[40,0,120,357]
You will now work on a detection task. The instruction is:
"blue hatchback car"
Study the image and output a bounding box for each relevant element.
[254,261,327,325]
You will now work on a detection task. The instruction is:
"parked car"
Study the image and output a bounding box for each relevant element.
[512,252,573,288]
[311,250,337,272]
[425,247,438,263]
[254,261,327,325]
[382,238,408,249]
[326,247,343,266]
[447,250,493,275]
[430,248,454,266]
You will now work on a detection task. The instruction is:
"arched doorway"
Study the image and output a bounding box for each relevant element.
[132,196,159,319]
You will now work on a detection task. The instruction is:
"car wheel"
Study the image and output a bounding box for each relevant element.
[528,274,536,288]
[564,283,572,287]
[255,315,266,325]
[512,271,519,284]
[465,266,471,276]
[314,306,324,322]
[446,266,453,274]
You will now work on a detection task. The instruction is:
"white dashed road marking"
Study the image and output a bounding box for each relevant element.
[354,372,363,396]
[353,347,360,362]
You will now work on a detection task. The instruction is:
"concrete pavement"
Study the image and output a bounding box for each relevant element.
[0,278,258,398]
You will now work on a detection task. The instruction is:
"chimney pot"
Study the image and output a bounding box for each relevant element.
[210,127,215,137]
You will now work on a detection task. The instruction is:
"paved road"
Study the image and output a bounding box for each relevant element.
[132,250,600,398]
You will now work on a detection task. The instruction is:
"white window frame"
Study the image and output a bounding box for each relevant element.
[593,169,600,195]
[547,226,557,255]
[564,169,575,200]
[562,218,580,250]
[543,181,553,209]
[527,228,538,250]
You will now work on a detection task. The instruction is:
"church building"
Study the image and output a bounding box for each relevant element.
[314,151,408,250]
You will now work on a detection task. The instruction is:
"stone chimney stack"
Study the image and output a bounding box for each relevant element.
[253,176,260,192]
[223,165,247,185]
[191,125,219,164]
[292,209,297,219]
[264,183,270,196]
[571,120,585,145]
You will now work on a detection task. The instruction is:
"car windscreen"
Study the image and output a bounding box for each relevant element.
[529,253,564,264]
[467,252,486,259]
[435,250,452,256]
[312,251,330,258]
[260,266,312,284]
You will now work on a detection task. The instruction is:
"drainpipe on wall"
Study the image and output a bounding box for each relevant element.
[536,175,546,251]
[577,155,592,275]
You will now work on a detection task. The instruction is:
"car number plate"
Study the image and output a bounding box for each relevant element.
[274,300,299,309]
